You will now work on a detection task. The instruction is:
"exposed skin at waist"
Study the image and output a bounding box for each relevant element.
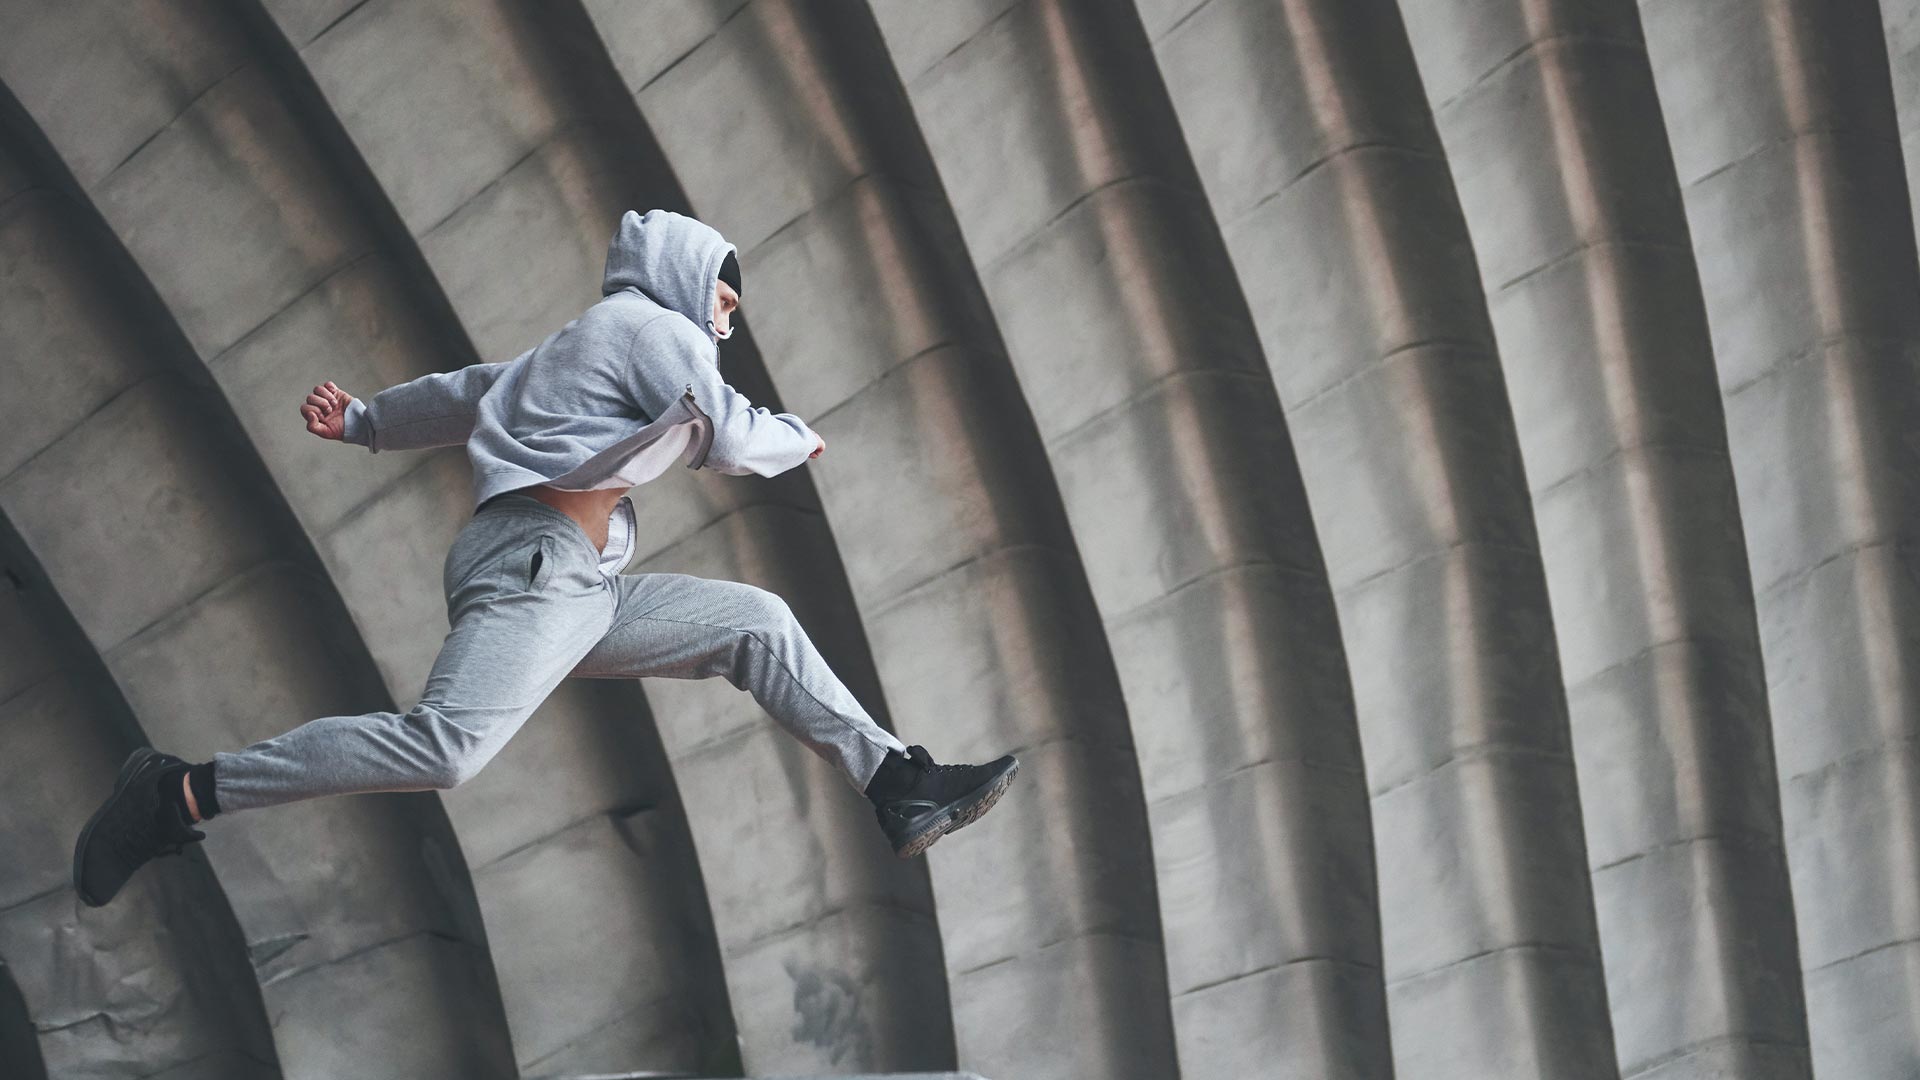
[514,484,626,551]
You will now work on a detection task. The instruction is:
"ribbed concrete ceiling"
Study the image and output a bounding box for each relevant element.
[2,1,1916,1078]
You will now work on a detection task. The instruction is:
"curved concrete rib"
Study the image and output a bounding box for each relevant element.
[0,74,516,1080]
[1393,2,1812,1075]
[259,0,945,1070]
[0,960,47,1080]
[0,518,279,1080]
[599,3,1186,1076]
[1140,0,1617,1074]
[7,0,742,1070]
[716,1,1392,1075]
[1639,0,1920,1073]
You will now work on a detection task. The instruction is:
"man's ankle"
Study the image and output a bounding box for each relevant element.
[158,759,220,823]
[865,748,918,802]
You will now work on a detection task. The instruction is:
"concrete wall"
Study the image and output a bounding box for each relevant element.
[5,0,1919,1077]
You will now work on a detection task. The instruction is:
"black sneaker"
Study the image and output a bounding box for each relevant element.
[868,745,1019,859]
[73,747,206,908]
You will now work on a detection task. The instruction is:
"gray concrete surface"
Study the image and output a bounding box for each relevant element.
[0,516,280,1080]
[1146,0,1615,1073]
[0,104,515,1078]
[259,0,945,1072]
[844,2,1385,1075]
[1641,1,1920,1076]
[1396,1,1812,1074]
[5,0,1919,1076]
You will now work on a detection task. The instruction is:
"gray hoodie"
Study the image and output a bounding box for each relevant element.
[341,208,819,509]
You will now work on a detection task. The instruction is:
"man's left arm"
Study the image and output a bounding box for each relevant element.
[625,317,820,477]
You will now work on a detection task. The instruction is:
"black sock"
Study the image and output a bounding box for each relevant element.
[157,761,220,822]
[188,760,220,819]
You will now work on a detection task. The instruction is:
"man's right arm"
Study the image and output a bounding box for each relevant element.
[333,352,528,452]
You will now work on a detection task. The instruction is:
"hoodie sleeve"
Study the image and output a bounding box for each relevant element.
[620,315,818,477]
[343,352,526,453]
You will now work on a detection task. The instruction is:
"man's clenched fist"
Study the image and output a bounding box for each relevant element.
[300,381,353,441]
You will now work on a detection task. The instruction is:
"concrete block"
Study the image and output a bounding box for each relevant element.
[1760,539,1920,781]
[1170,955,1391,1080]
[740,175,955,419]
[1371,750,1596,981]
[1532,445,1754,685]
[1564,637,1779,868]
[864,544,1126,761]
[982,180,1265,444]
[1108,562,1358,801]
[419,127,616,364]
[1385,945,1615,1079]
[636,2,876,254]
[1487,242,1723,493]
[94,62,365,359]
[949,932,1173,1080]
[0,193,144,480]
[209,253,447,534]
[0,381,272,652]
[1284,345,1537,590]
[1046,369,1313,616]
[0,0,243,187]
[1338,546,1568,792]
[1590,837,1805,1074]
[299,0,564,231]
[583,0,748,91]
[923,736,1156,974]
[723,904,954,1075]
[802,343,1056,606]
[1226,148,1493,406]
[1152,756,1379,995]
[472,813,717,1075]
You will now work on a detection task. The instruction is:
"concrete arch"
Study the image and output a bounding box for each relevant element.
[1640,0,1920,1073]
[0,80,515,1080]
[1392,1,1812,1074]
[245,0,946,1070]
[643,1,1392,1075]
[1141,0,1617,1073]
[0,0,745,1072]
[0,519,279,1080]
[592,3,1188,1076]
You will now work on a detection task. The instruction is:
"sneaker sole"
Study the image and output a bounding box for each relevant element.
[896,757,1019,860]
[72,746,166,908]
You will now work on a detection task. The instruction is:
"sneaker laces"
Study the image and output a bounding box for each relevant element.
[905,745,970,779]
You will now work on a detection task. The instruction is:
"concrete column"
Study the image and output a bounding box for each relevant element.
[0,105,516,1077]
[256,0,947,1070]
[600,3,1194,1076]
[735,1,1393,1075]
[1640,0,1920,1074]
[0,0,743,1069]
[1142,0,1618,1074]
[0,518,280,1080]
[1392,2,1812,1075]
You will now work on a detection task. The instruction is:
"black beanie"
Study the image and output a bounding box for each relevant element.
[718,250,741,296]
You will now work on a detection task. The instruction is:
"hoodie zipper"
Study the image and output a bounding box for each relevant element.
[683,383,715,470]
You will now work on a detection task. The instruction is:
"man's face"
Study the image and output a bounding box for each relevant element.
[713,279,740,339]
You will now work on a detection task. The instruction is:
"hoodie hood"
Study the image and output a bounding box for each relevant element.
[602,208,738,344]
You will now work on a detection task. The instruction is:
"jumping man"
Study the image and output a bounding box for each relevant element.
[73,208,1020,908]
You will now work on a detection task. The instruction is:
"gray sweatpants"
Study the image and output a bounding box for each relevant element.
[211,494,907,814]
